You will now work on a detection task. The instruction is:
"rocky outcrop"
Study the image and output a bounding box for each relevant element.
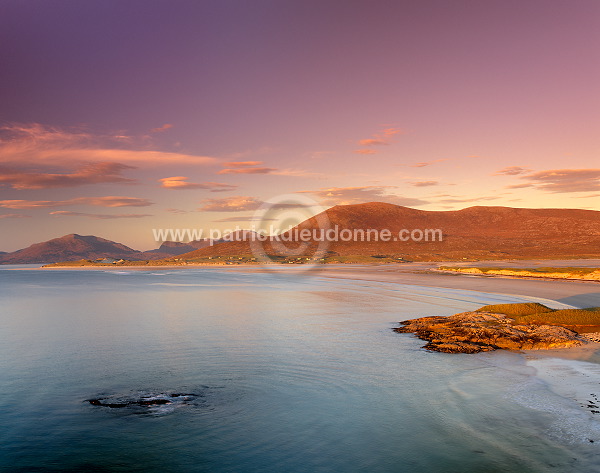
[87,392,199,408]
[394,311,585,353]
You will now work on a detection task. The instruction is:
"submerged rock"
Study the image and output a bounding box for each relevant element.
[87,391,200,409]
[394,311,585,354]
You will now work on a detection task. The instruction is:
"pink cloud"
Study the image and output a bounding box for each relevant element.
[299,186,428,207]
[81,196,153,207]
[0,213,30,219]
[358,139,388,146]
[159,176,237,191]
[354,149,377,155]
[411,181,439,187]
[494,166,531,176]
[150,123,173,133]
[165,208,189,214]
[223,161,264,167]
[0,196,153,209]
[49,211,151,219]
[271,169,321,177]
[356,127,404,148]
[435,196,500,204]
[0,123,217,166]
[515,169,600,193]
[218,160,278,175]
[198,196,263,212]
[0,162,135,189]
[218,167,276,175]
[213,216,277,222]
[408,159,447,167]
[381,127,403,137]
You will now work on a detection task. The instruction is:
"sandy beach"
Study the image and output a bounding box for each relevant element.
[273,261,600,308]
[35,259,600,307]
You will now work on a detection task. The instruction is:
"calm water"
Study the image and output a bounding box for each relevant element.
[1,267,599,472]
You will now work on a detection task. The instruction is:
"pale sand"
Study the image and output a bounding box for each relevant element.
[309,263,600,308]
[523,354,600,421]
[35,259,600,307]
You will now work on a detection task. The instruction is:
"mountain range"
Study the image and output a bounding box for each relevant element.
[0,234,208,264]
[176,203,600,261]
[1,203,599,264]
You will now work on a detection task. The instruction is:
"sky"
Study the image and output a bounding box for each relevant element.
[0,0,598,251]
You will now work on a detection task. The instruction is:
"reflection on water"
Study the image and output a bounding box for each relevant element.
[0,267,599,472]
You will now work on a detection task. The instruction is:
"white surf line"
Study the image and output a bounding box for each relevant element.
[525,356,600,418]
[315,272,579,311]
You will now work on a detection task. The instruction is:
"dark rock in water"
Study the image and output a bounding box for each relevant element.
[394,311,585,354]
[88,398,172,408]
[87,391,200,409]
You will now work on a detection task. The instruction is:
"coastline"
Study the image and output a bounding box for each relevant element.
[437,267,600,282]
[271,263,600,422]
[312,263,600,309]
[9,259,600,439]
[25,259,600,307]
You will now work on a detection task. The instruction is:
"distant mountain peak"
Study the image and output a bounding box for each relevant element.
[174,202,600,261]
[1,203,599,264]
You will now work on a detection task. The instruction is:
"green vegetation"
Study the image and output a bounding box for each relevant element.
[440,266,599,276]
[43,254,414,267]
[516,308,600,326]
[476,302,554,317]
[476,302,600,327]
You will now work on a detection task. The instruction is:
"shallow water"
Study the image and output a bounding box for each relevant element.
[1,267,599,472]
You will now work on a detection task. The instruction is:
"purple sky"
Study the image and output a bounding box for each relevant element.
[1,0,599,251]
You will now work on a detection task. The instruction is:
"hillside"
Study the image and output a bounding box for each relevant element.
[0,234,145,264]
[144,239,211,256]
[0,233,216,264]
[175,203,600,261]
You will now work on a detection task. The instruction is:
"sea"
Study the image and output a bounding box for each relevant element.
[1,265,599,472]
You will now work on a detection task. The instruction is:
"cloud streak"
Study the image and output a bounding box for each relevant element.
[408,159,448,168]
[223,161,264,167]
[159,176,237,191]
[300,186,428,207]
[0,123,217,167]
[218,167,277,175]
[354,127,403,154]
[501,168,600,193]
[150,123,173,133]
[358,139,388,146]
[515,169,600,193]
[494,166,531,176]
[0,213,30,219]
[498,167,600,193]
[435,196,500,204]
[198,196,263,212]
[218,159,277,175]
[213,216,277,222]
[49,211,151,219]
[0,162,135,189]
[0,196,153,209]
[353,149,376,155]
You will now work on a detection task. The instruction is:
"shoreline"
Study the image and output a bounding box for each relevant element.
[13,259,600,307]
[436,267,600,282]
[8,259,600,434]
